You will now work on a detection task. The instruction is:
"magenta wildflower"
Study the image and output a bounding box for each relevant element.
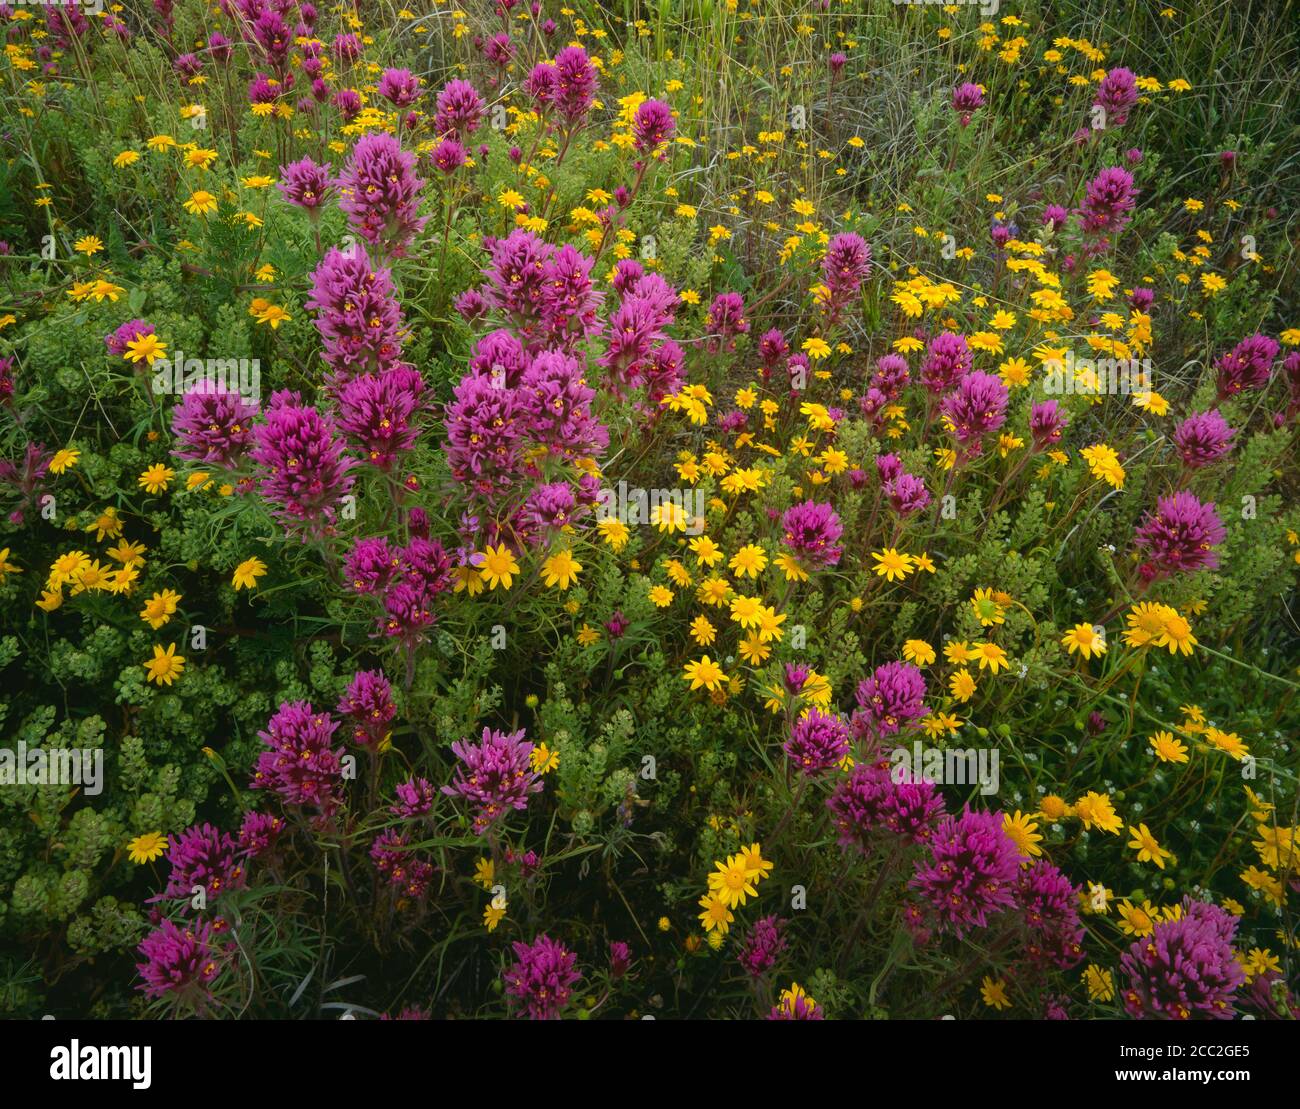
[910,807,1021,937]
[827,756,946,851]
[252,700,346,816]
[170,380,258,468]
[336,370,421,470]
[160,823,245,903]
[276,156,334,212]
[335,88,362,121]
[781,500,844,568]
[236,810,285,858]
[820,232,872,324]
[518,349,608,459]
[552,45,598,123]
[1079,166,1138,238]
[1016,860,1086,970]
[608,941,632,979]
[1042,204,1069,230]
[525,61,558,110]
[704,292,749,353]
[871,353,911,399]
[332,32,361,63]
[951,82,984,126]
[305,244,407,383]
[784,708,852,777]
[503,934,581,1020]
[884,472,931,516]
[434,78,484,137]
[1093,67,1138,127]
[851,661,929,741]
[430,136,466,174]
[338,132,427,256]
[940,371,1009,456]
[337,669,396,748]
[370,829,434,898]
[344,536,401,595]
[390,777,436,819]
[920,331,972,394]
[442,726,543,833]
[1134,491,1226,578]
[632,98,675,155]
[249,391,356,537]
[136,919,227,1003]
[1029,399,1066,448]
[377,66,422,108]
[738,916,788,977]
[1119,900,1244,1019]
[1214,333,1278,400]
[445,372,522,496]
[1172,410,1234,469]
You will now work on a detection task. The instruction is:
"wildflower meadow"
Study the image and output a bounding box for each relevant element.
[1,0,1299,1032]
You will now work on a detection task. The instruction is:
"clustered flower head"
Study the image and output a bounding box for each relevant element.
[704,292,749,354]
[1016,860,1086,970]
[252,700,347,817]
[851,661,929,741]
[551,45,599,123]
[920,331,972,394]
[1134,490,1226,579]
[277,156,334,212]
[442,726,543,832]
[433,78,485,137]
[951,82,984,126]
[337,131,427,256]
[476,229,604,350]
[784,707,851,776]
[159,823,245,903]
[820,232,871,324]
[1215,333,1278,400]
[344,533,451,645]
[632,98,675,157]
[1029,399,1067,448]
[171,380,258,469]
[910,807,1022,937]
[738,915,787,977]
[1079,165,1139,239]
[502,933,581,1019]
[304,244,408,384]
[1093,67,1138,127]
[369,829,434,898]
[941,371,1009,457]
[780,500,843,568]
[1172,409,1234,469]
[249,390,356,537]
[336,369,423,471]
[377,66,422,108]
[336,668,396,748]
[1119,899,1245,1019]
[136,919,228,1005]
[827,755,946,850]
